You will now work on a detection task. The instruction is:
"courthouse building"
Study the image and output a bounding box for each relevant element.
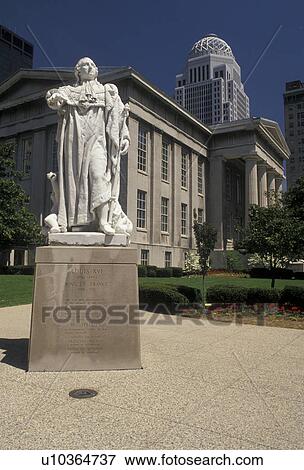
[0,66,289,267]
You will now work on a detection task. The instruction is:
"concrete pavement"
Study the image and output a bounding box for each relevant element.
[0,304,303,449]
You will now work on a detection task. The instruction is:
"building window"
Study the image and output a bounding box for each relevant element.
[137,190,147,228]
[181,150,188,188]
[161,197,169,232]
[21,137,32,175]
[161,139,169,181]
[198,208,204,224]
[198,157,203,194]
[181,203,187,236]
[141,249,149,266]
[138,125,147,172]
[164,251,172,268]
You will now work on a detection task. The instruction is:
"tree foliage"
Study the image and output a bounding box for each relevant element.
[0,143,43,249]
[284,176,304,222]
[193,221,217,276]
[237,196,304,287]
[193,220,217,309]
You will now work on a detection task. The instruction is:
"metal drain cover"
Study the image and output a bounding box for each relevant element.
[69,389,98,399]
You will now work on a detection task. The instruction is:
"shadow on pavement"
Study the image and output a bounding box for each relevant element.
[0,338,28,371]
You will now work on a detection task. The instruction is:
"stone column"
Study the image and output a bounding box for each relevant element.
[275,177,283,195]
[244,156,258,224]
[208,156,224,249]
[267,170,276,205]
[257,163,268,207]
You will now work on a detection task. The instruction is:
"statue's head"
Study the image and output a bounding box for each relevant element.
[74,57,98,84]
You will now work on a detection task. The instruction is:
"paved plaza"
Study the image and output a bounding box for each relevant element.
[0,305,303,449]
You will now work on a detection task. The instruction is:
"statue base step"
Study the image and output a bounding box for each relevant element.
[48,232,130,246]
[28,246,141,372]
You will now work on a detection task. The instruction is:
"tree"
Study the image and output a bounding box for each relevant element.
[284,176,304,222]
[237,197,304,288]
[184,250,201,275]
[0,143,43,251]
[193,219,217,311]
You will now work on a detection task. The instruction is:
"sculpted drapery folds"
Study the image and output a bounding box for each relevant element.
[44,57,132,236]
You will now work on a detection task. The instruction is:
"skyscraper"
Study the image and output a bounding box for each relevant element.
[175,33,250,125]
[284,80,304,188]
[0,25,33,84]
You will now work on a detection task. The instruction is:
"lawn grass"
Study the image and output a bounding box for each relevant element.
[0,275,34,308]
[0,273,303,308]
[139,274,304,290]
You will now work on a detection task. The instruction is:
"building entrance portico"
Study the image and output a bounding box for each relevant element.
[208,118,289,266]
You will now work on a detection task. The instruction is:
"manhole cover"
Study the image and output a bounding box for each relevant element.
[69,389,98,399]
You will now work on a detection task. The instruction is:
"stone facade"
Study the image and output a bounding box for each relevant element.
[0,67,289,268]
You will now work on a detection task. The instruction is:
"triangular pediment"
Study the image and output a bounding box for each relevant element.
[259,118,290,156]
[0,70,74,109]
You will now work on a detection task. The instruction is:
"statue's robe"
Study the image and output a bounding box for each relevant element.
[47,80,130,232]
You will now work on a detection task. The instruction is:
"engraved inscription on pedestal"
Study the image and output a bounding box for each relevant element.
[28,247,141,372]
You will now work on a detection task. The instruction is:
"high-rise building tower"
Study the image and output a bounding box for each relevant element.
[0,25,33,84]
[284,80,304,188]
[175,33,250,125]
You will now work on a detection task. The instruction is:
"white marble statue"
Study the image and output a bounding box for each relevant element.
[44,57,132,237]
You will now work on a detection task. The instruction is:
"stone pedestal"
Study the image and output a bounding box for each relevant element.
[28,246,141,372]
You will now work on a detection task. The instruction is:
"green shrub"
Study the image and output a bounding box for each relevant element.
[139,286,189,313]
[138,265,148,277]
[246,288,280,304]
[171,267,183,277]
[146,265,157,277]
[206,286,248,303]
[156,267,173,277]
[294,272,304,280]
[0,265,34,275]
[226,251,244,272]
[280,286,304,309]
[173,284,202,304]
[249,267,294,279]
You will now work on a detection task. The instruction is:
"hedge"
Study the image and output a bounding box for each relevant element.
[0,265,34,275]
[206,286,248,303]
[249,267,294,279]
[246,288,280,304]
[138,265,148,277]
[156,267,173,277]
[146,265,158,277]
[207,286,280,304]
[294,272,304,280]
[280,287,304,309]
[171,267,183,277]
[139,284,202,313]
[139,284,304,314]
[139,286,189,313]
[137,266,184,278]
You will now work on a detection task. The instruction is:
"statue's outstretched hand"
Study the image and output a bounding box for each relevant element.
[120,139,129,156]
[46,89,66,109]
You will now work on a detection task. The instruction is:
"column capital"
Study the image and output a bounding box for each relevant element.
[242,154,259,162]
[257,161,269,168]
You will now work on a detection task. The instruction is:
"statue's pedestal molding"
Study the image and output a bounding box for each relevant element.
[28,246,141,372]
[48,232,130,247]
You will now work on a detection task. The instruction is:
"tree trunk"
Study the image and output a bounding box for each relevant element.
[271,277,275,289]
[202,274,206,312]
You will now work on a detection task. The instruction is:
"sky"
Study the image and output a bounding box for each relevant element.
[2,0,304,129]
